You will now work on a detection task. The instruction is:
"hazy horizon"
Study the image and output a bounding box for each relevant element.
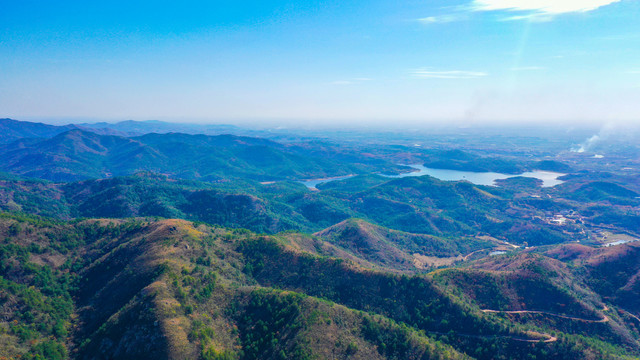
[8,116,639,133]
[2,1,640,125]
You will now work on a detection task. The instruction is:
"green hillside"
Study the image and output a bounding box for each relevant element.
[1,120,640,359]
[2,213,638,360]
[0,130,401,183]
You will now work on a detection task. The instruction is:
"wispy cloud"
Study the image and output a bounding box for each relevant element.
[418,14,466,24]
[499,13,554,21]
[471,0,621,15]
[412,69,488,79]
[418,0,620,24]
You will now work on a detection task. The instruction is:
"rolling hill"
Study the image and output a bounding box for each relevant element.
[312,218,491,271]
[0,129,401,182]
[2,213,637,360]
[1,119,640,359]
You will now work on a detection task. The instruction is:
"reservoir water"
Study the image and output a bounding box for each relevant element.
[300,164,565,190]
[602,239,639,247]
[382,164,565,187]
[489,250,507,256]
[300,174,356,190]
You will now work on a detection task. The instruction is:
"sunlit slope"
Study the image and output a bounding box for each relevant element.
[2,213,638,359]
[0,214,467,359]
[431,252,640,349]
[312,218,491,271]
[239,235,639,359]
[547,242,640,316]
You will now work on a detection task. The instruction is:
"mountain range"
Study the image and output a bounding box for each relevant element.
[1,118,639,359]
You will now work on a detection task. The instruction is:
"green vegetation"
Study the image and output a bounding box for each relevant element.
[0,129,401,182]
[0,213,637,359]
[313,218,491,271]
[423,150,526,174]
[1,120,640,359]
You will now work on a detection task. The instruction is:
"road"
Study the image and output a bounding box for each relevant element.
[482,309,609,323]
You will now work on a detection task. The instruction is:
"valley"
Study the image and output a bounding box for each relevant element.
[5,1,640,358]
[1,119,640,359]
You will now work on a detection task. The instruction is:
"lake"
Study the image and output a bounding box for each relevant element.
[300,174,356,190]
[602,238,639,247]
[489,250,507,256]
[381,164,565,187]
[300,164,565,190]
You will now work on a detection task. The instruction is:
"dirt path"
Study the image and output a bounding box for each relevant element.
[626,312,640,323]
[462,249,487,261]
[431,330,556,343]
[462,237,520,261]
[431,305,611,345]
[619,308,640,323]
[513,333,557,343]
[482,309,609,323]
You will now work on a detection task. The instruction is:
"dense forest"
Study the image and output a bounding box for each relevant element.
[1,119,640,359]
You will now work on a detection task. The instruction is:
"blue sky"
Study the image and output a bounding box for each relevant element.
[1,0,639,126]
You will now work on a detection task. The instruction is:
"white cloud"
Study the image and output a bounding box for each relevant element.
[418,0,620,25]
[418,14,465,24]
[500,13,554,21]
[412,69,488,79]
[471,0,621,15]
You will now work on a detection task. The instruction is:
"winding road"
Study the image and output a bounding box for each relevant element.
[468,307,612,344]
[431,330,557,343]
[482,309,609,323]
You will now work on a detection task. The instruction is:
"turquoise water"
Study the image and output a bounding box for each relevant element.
[300,164,565,190]
[602,239,639,247]
[300,174,356,189]
[382,164,565,187]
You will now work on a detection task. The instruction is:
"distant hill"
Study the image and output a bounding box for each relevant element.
[423,149,527,174]
[0,129,386,182]
[79,119,242,136]
[0,173,309,233]
[0,129,163,181]
[494,176,543,189]
[534,160,572,173]
[0,118,78,144]
[569,181,639,205]
[0,118,134,144]
[0,167,581,247]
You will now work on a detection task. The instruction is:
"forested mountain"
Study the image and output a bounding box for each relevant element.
[1,119,640,359]
[0,118,133,145]
[0,129,401,182]
[0,118,78,144]
[78,119,243,136]
[2,213,639,360]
